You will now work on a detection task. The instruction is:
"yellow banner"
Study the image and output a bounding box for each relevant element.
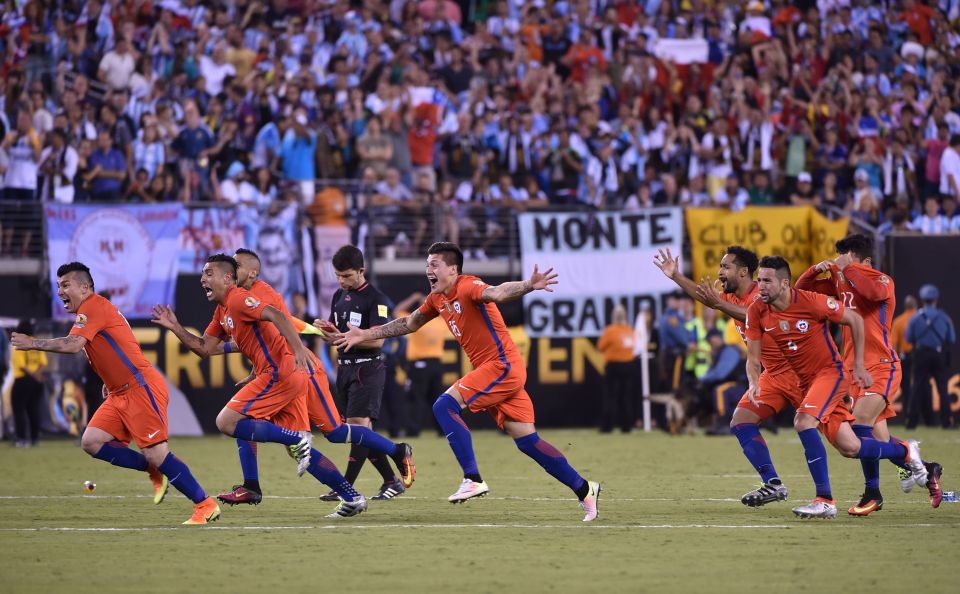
[685,206,850,283]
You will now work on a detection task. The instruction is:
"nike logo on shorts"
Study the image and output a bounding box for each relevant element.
[147,430,160,439]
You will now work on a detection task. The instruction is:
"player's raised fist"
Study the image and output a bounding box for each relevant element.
[10,332,35,350]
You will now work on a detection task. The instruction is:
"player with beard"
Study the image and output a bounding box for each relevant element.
[655,245,799,508]
[745,256,927,519]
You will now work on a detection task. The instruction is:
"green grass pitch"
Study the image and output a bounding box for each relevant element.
[1,428,957,593]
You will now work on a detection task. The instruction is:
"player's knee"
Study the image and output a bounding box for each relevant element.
[835,440,860,458]
[325,424,349,443]
[793,415,817,432]
[215,411,237,436]
[80,433,103,456]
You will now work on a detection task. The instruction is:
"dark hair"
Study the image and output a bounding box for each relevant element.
[234,247,261,265]
[332,245,364,271]
[835,233,873,261]
[56,262,95,290]
[206,253,238,277]
[428,241,464,274]
[758,255,791,279]
[725,245,759,276]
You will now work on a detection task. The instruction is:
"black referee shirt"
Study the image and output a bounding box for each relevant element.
[328,281,390,361]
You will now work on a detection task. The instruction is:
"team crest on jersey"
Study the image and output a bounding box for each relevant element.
[826,297,839,310]
[453,301,461,314]
[796,320,809,333]
[779,320,790,332]
[225,316,235,330]
[473,280,484,285]
[74,313,87,328]
[244,296,260,308]
[837,271,845,283]
[879,275,889,285]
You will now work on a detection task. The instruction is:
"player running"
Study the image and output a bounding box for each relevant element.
[655,245,797,508]
[745,256,927,519]
[152,254,367,518]
[11,262,220,524]
[330,242,602,521]
[204,248,414,505]
[796,234,942,512]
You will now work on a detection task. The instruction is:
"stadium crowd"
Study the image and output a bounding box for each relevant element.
[2,0,960,259]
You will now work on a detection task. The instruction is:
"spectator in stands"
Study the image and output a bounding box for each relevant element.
[924,123,950,198]
[940,134,960,200]
[817,171,847,210]
[171,99,213,202]
[789,171,818,207]
[39,129,78,204]
[130,119,165,182]
[84,129,127,202]
[280,110,318,205]
[699,328,746,435]
[356,115,392,178]
[913,197,952,235]
[714,172,749,211]
[747,171,775,206]
[1,109,42,256]
[98,36,137,92]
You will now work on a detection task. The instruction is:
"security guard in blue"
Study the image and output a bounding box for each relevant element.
[906,284,957,429]
[658,293,691,391]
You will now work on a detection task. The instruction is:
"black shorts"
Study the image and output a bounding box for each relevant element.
[335,359,386,420]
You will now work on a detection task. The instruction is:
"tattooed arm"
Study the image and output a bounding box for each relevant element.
[10,333,87,354]
[333,310,429,351]
[480,264,559,304]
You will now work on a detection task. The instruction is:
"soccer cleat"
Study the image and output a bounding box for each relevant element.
[848,494,883,516]
[925,462,944,508]
[391,442,416,489]
[898,467,916,493]
[740,481,789,507]
[792,497,838,519]
[319,490,342,502]
[216,485,263,506]
[448,478,490,503]
[580,481,602,522]
[289,431,313,477]
[148,466,169,505]
[371,479,406,500]
[182,497,221,525]
[904,440,928,487]
[325,495,368,518]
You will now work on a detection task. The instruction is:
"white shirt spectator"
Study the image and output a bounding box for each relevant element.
[4,132,41,191]
[374,179,413,202]
[939,145,960,197]
[219,178,257,206]
[913,213,952,234]
[700,131,734,179]
[713,186,750,211]
[39,145,79,203]
[99,49,137,90]
[199,56,236,96]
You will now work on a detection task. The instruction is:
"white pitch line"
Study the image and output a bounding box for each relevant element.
[2,522,958,533]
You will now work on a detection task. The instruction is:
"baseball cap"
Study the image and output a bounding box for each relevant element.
[919,284,939,301]
[798,172,812,183]
[226,161,245,179]
[854,169,868,181]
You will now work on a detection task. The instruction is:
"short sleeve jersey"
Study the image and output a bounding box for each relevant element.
[69,293,155,391]
[328,281,390,360]
[248,280,320,365]
[721,281,791,375]
[816,264,898,369]
[417,275,521,368]
[745,288,845,383]
[204,285,291,375]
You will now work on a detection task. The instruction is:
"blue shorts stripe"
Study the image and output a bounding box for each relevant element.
[99,330,146,386]
[143,383,166,426]
[466,363,512,405]
[817,373,844,419]
[241,375,277,415]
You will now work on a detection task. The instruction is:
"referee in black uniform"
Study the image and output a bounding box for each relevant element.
[321,245,406,499]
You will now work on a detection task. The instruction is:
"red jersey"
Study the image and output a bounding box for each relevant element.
[417,275,521,368]
[204,285,293,376]
[721,282,791,375]
[247,280,322,366]
[69,293,157,392]
[796,263,898,369]
[745,288,845,384]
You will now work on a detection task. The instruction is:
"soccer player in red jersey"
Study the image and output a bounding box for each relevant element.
[152,254,368,518]
[796,234,942,512]
[745,256,926,519]
[10,262,220,524]
[656,245,797,507]
[332,242,602,521]
[206,249,413,505]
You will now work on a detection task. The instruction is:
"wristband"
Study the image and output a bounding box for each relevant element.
[223,342,232,354]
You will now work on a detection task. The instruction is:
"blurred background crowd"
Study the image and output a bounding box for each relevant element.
[2,0,960,260]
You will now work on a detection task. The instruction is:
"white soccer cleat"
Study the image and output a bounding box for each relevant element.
[792,497,837,519]
[290,431,313,477]
[325,495,368,518]
[898,467,916,493]
[905,440,928,487]
[448,478,490,503]
[580,481,602,522]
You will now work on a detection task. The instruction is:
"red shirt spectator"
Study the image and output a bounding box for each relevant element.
[408,103,439,167]
[899,0,936,45]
